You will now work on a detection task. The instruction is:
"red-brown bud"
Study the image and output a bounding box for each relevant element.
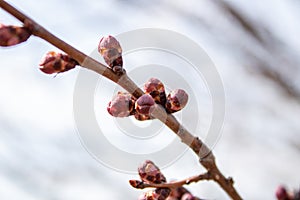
[144,78,166,106]
[0,24,31,47]
[135,94,155,116]
[129,180,144,189]
[156,188,171,200]
[107,92,135,117]
[39,51,78,74]
[138,160,166,184]
[165,89,188,113]
[138,190,159,200]
[275,185,293,200]
[139,189,170,200]
[137,160,171,200]
[98,35,124,75]
[181,193,199,200]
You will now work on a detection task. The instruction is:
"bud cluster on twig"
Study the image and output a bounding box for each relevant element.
[130,160,203,200]
[107,78,188,121]
[0,2,243,198]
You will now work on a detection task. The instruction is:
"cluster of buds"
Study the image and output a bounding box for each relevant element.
[39,51,78,75]
[0,23,32,47]
[98,35,124,75]
[144,78,188,114]
[137,160,171,200]
[276,185,300,200]
[131,160,202,200]
[107,78,189,121]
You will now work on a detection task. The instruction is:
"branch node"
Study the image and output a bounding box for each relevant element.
[227,177,234,185]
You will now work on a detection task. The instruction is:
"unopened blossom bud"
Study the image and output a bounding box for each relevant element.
[0,24,31,47]
[39,51,78,74]
[107,92,136,117]
[135,94,155,116]
[155,188,171,200]
[181,193,196,200]
[98,35,124,75]
[137,161,171,200]
[139,189,170,200]
[138,190,159,200]
[138,160,166,184]
[129,180,143,189]
[275,185,293,200]
[165,89,188,113]
[144,78,166,106]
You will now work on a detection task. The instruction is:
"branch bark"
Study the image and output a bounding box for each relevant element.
[0,1,242,199]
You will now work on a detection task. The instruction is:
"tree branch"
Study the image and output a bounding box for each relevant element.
[0,1,242,199]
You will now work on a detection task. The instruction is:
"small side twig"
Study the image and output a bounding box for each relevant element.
[130,172,212,189]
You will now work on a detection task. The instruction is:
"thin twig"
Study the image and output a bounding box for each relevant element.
[129,172,212,189]
[0,1,242,199]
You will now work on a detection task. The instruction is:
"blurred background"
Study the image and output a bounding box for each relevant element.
[1,0,300,199]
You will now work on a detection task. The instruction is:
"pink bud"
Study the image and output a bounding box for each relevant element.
[275,186,289,200]
[138,160,166,184]
[165,89,188,113]
[144,78,166,106]
[155,188,171,200]
[39,51,78,74]
[98,35,124,75]
[138,189,170,200]
[135,94,155,116]
[138,190,159,200]
[107,92,135,117]
[181,193,195,200]
[0,24,31,47]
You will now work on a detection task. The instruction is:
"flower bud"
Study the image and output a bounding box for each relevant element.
[138,160,166,184]
[181,193,197,200]
[39,51,78,74]
[0,24,31,47]
[135,94,155,116]
[275,186,290,200]
[107,92,135,117]
[165,89,188,113]
[137,160,171,200]
[155,188,171,200]
[98,35,124,75]
[144,78,166,106]
[138,189,170,200]
[138,190,159,200]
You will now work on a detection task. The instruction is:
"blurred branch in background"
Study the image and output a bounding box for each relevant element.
[213,0,300,101]
[162,0,300,101]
